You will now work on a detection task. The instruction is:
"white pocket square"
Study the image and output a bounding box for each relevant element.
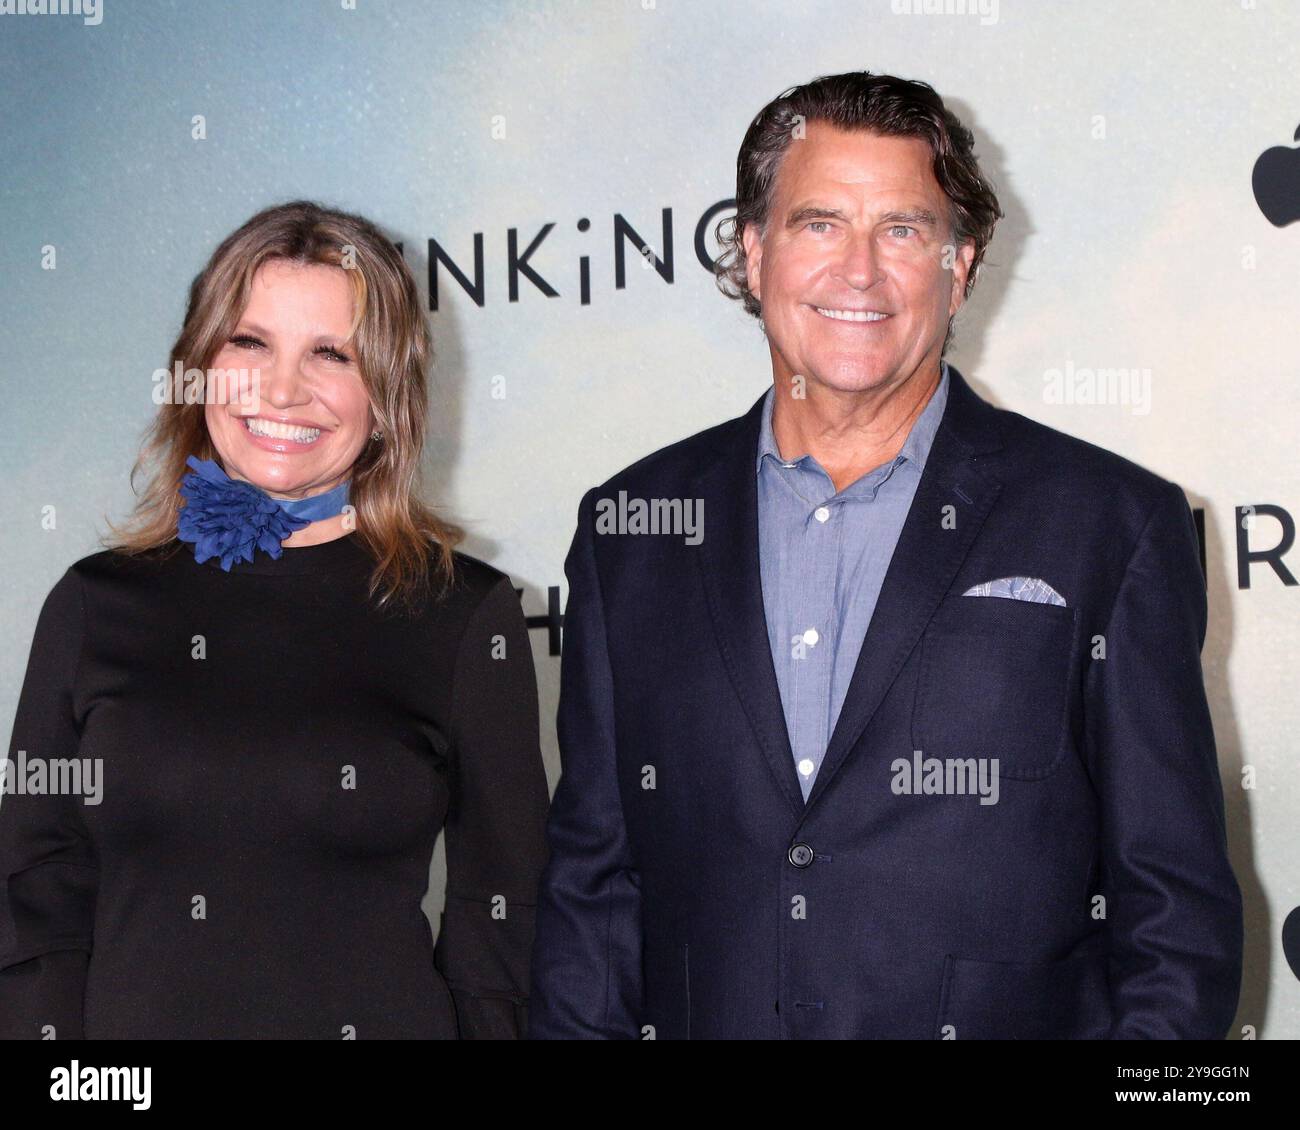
[962,576,1067,607]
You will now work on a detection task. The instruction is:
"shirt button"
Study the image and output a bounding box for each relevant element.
[788,842,815,868]
[814,506,830,523]
[802,628,819,647]
[797,758,815,777]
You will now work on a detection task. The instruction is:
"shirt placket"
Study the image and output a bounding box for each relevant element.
[786,464,840,793]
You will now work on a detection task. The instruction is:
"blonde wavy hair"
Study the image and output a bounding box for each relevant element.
[105,199,461,610]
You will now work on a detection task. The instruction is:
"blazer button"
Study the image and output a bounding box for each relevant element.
[788,842,814,868]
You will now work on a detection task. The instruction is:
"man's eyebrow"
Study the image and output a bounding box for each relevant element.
[879,208,940,227]
[784,205,943,229]
[785,205,850,228]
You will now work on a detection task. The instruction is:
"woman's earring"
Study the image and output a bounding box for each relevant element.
[370,430,383,443]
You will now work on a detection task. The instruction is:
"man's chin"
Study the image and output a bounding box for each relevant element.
[804,363,898,395]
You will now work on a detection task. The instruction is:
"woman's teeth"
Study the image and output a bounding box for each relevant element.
[244,418,322,444]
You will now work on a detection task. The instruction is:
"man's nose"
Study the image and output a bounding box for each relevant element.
[832,232,882,290]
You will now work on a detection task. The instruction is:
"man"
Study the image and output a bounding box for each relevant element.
[529,72,1242,1039]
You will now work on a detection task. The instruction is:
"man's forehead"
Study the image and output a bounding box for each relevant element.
[774,123,938,199]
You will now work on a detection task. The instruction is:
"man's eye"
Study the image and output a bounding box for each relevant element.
[807,221,832,233]
[890,225,917,238]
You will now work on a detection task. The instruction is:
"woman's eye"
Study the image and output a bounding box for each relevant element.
[226,336,351,362]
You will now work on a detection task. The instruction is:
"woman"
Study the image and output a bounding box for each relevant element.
[0,201,550,1039]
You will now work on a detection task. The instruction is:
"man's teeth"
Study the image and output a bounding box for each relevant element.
[814,307,890,322]
[244,418,322,444]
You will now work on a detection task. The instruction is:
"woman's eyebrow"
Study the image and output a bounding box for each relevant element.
[231,322,350,340]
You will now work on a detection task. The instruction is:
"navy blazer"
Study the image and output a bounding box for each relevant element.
[529,364,1243,1039]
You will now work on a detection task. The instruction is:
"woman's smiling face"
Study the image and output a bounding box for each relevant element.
[205,259,373,500]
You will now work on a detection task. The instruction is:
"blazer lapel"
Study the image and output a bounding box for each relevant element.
[694,397,806,818]
[802,365,1007,813]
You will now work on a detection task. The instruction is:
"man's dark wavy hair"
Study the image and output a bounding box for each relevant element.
[713,71,1003,353]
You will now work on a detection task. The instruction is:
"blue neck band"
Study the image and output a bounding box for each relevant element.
[177,455,353,571]
[273,479,352,522]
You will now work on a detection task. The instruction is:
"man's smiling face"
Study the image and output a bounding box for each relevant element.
[742,122,974,397]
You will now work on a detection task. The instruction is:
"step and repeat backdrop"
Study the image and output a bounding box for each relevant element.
[1,0,1296,1037]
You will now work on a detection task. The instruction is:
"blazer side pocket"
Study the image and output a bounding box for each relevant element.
[933,951,1111,1039]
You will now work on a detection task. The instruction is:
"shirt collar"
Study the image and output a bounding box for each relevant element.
[756,359,951,477]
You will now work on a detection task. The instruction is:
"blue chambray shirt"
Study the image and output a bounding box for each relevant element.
[757,362,950,801]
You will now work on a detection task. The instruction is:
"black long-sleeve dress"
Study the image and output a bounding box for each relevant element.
[0,534,550,1039]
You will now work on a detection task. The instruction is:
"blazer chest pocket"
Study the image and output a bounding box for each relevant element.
[913,595,1076,781]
